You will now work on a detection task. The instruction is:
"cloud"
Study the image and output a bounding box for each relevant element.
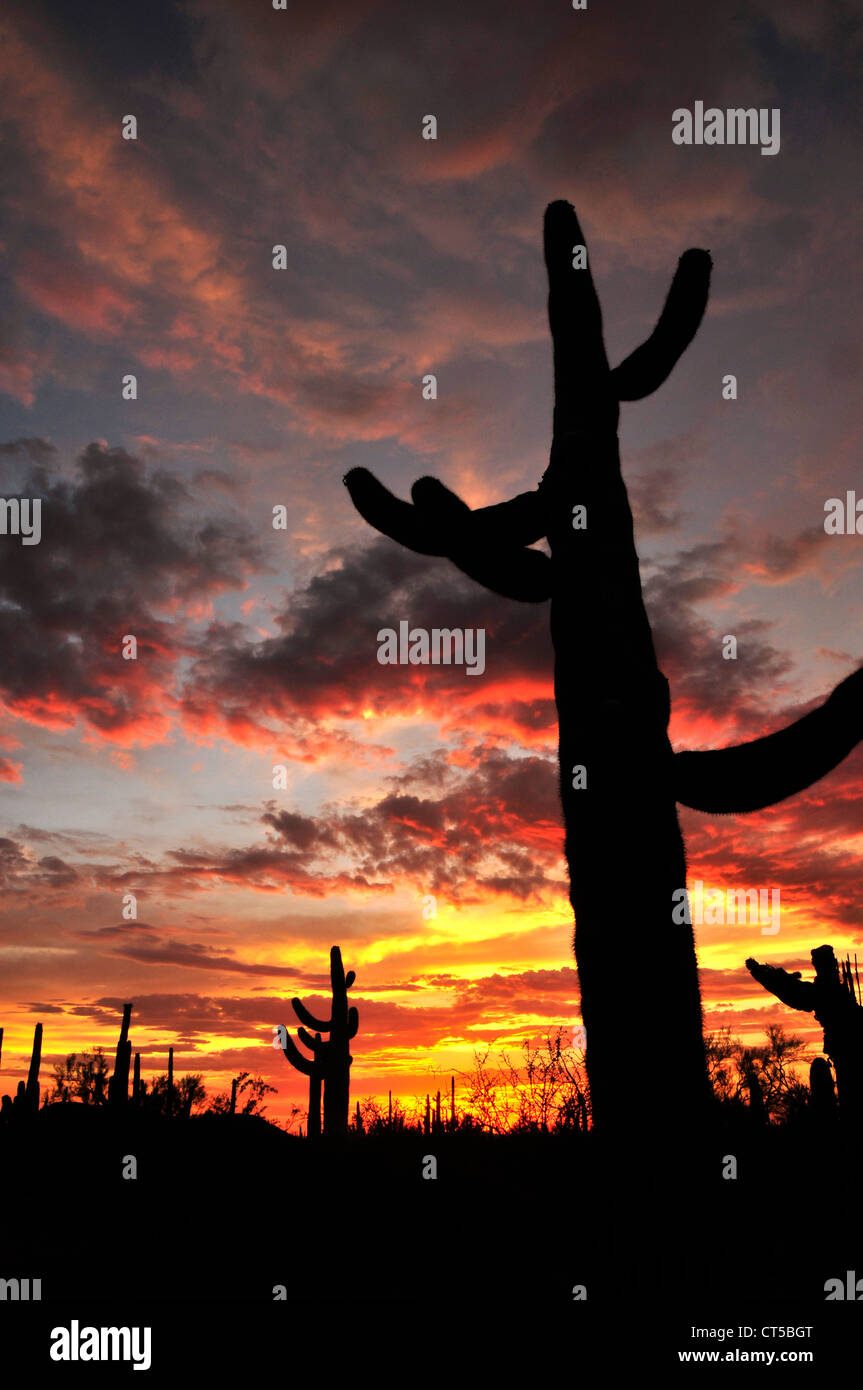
[0,441,264,747]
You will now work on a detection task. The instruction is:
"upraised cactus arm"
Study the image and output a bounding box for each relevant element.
[610,249,712,400]
[281,1031,321,1077]
[345,205,711,604]
[343,468,550,602]
[675,665,863,814]
[291,997,331,1031]
[297,1026,329,1056]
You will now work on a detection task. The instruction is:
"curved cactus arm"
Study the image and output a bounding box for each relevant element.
[408,477,551,599]
[344,469,550,601]
[281,1032,317,1076]
[610,250,712,401]
[297,1026,327,1056]
[345,969,356,989]
[348,1005,359,1040]
[451,545,551,603]
[291,997,331,1031]
[674,665,863,814]
[745,957,816,1012]
[410,478,546,547]
[344,468,445,555]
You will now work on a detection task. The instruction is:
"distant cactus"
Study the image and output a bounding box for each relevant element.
[809,1056,838,1118]
[229,1077,238,1116]
[167,1046,174,1119]
[132,1051,141,1105]
[108,1003,132,1108]
[25,1023,42,1112]
[279,945,358,1137]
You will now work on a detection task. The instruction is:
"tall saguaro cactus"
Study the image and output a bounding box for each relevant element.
[345,200,863,1134]
[280,945,358,1136]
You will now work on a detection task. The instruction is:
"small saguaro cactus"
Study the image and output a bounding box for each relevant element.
[25,1023,42,1112]
[109,1003,133,1108]
[279,945,358,1137]
[809,1056,838,1119]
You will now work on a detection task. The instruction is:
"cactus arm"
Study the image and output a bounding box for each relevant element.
[745,957,817,1012]
[674,666,863,814]
[410,478,546,547]
[281,1033,317,1076]
[446,542,551,603]
[344,469,551,602]
[610,250,712,401]
[345,969,356,989]
[291,997,331,1031]
[348,1005,359,1040]
[296,1026,328,1056]
[343,468,445,555]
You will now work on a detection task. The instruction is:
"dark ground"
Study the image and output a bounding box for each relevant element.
[0,1106,860,1374]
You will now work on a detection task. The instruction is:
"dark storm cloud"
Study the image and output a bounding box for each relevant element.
[0,441,265,741]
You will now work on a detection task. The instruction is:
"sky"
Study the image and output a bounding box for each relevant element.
[1,0,862,1124]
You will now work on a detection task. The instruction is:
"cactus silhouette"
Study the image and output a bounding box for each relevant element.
[747,946,863,1124]
[108,1003,133,1109]
[809,1055,838,1119]
[25,1022,42,1112]
[280,945,358,1136]
[345,200,863,1133]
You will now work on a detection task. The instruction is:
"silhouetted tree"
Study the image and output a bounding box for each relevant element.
[143,1072,207,1117]
[705,1025,809,1123]
[50,1048,110,1105]
[459,1029,589,1133]
[207,1072,276,1118]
